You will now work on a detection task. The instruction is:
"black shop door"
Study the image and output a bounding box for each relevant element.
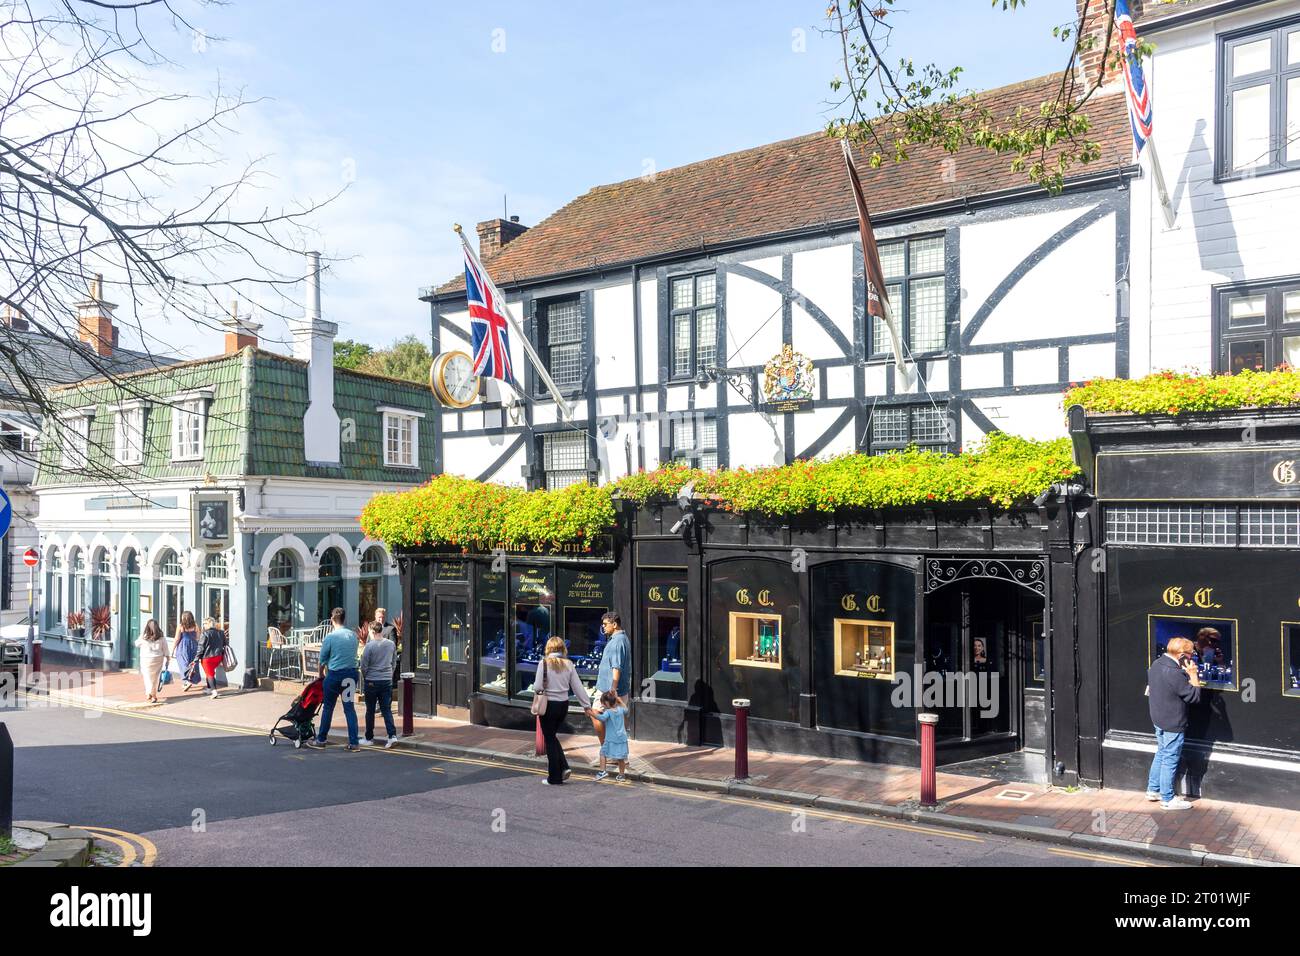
[435,595,472,714]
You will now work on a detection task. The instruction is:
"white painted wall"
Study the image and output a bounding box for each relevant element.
[1132,0,1300,375]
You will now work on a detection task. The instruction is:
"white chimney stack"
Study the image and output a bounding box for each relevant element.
[293,250,340,465]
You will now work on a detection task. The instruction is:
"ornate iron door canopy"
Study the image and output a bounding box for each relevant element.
[924,557,1047,595]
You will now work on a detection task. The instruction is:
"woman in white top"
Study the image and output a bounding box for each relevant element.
[531,636,596,785]
[135,619,170,703]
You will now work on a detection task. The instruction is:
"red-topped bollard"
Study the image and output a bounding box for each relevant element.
[400,672,415,737]
[918,712,939,806]
[733,698,751,780]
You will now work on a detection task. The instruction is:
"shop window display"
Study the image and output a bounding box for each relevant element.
[478,567,508,695]
[413,577,431,671]
[730,612,782,668]
[1283,623,1300,698]
[558,569,612,698]
[642,573,687,701]
[512,567,555,698]
[833,619,894,679]
[1149,615,1238,692]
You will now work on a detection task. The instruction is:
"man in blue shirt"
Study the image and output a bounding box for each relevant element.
[589,611,631,749]
[309,607,361,751]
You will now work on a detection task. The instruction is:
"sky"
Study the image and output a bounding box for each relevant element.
[128,0,1081,359]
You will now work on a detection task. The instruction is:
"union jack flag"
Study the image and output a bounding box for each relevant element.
[463,245,516,385]
[1115,0,1153,154]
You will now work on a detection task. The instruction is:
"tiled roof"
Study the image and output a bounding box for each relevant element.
[37,351,248,486]
[36,348,439,486]
[247,353,437,482]
[1,328,178,405]
[433,72,1133,297]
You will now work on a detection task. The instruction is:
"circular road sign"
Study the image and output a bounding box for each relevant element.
[0,487,10,539]
[23,547,39,567]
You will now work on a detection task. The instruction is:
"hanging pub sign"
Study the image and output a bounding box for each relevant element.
[761,344,816,413]
[192,492,233,550]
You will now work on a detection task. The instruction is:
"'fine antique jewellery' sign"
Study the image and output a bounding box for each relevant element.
[762,344,816,412]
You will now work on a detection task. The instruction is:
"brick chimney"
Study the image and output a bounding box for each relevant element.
[476,216,528,260]
[221,300,262,354]
[2,304,28,332]
[1076,0,1144,91]
[75,274,117,357]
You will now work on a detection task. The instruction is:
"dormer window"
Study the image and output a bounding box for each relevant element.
[379,406,424,469]
[114,401,146,465]
[170,389,213,462]
[57,409,93,470]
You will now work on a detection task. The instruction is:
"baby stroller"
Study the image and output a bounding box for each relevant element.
[268,677,324,749]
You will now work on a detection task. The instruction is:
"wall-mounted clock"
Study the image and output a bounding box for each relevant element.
[430,350,479,408]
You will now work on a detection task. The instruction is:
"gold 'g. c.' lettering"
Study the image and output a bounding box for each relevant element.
[1162,586,1184,608]
[648,586,663,602]
[841,593,858,612]
[668,586,682,603]
[1274,460,1297,485]
[757,589,774,608]
[1193,587,1220,609]
[736,588,752,606]
[865,594,884,613]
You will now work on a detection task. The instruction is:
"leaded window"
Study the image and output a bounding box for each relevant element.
[670,272,718,379]
[874,234,947,357]
[540,430,588,490]
[670,414,719,470]
[1105,504,1300,547]
[537,296,584,392]
[865,404,953,455]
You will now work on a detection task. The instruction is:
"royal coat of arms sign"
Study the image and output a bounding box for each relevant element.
[762,344,816,412]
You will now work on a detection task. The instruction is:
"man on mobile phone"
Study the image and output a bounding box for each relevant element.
[1145,636,1202,810]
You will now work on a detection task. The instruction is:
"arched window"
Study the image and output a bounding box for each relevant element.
[90,547,112,608]
[267,550,297,635]
[46,548,64,629]
[158,548,185,639]
[204,552,230,628]
[316,547,344,624]
[359,546,385,625]
[69,546,86,613]
[120,548,142,650]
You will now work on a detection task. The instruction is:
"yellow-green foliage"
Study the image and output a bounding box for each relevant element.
[1065,368,1300,416]
[361,432,1076,549]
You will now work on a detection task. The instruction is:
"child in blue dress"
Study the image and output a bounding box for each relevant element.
[594,691,629,781]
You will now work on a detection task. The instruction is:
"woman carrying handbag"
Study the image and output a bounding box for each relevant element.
[531,636,596,785]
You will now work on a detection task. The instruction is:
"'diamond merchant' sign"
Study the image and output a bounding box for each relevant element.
[762,344,815,412]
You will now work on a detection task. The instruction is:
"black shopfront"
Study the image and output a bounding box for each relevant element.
[398,542,620,731]
[1071,406,1300,811]
[397,499,1072,777]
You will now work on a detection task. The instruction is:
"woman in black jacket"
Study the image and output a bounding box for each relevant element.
[196,617,228,700]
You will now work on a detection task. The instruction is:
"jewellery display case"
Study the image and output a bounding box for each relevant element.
[833,619,895,679]
[643,572,688,701]
[730,611,782,669]
[1283,623,1300,698]
[1149,614,1239,692]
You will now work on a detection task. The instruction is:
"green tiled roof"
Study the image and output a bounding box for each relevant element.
[35,348,437,486]
[248,353,437,481]
[36,352,248,486]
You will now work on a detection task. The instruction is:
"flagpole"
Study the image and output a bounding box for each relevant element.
[454,225,575,420]
[840,139,914,387]
[1144,135,1176,230]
